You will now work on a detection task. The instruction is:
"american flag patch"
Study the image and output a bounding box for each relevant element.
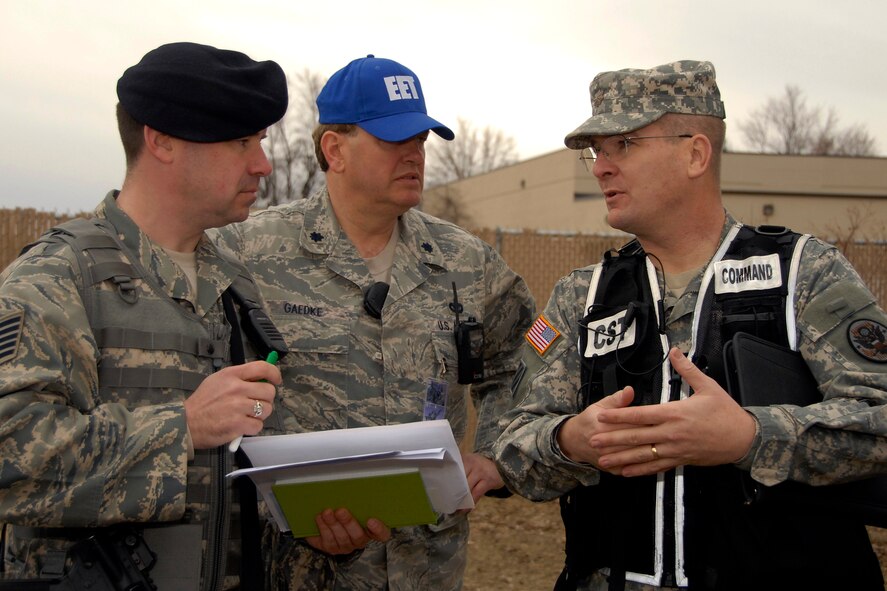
[0,310,24,365]
[526,314,560,355]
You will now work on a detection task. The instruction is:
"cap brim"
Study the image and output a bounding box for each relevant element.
[358,112,454,142]
[563,111,665,149]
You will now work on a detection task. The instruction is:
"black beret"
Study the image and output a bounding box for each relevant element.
[117,42,288,142]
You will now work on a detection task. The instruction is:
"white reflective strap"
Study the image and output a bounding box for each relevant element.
[786,235,811,351]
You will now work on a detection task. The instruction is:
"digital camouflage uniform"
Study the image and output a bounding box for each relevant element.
[494,214,887,590]
[212,188,535,591]
[0,192,260,590]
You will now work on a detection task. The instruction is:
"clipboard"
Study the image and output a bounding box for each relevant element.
[271,468,437,538]
[226,420,475,534]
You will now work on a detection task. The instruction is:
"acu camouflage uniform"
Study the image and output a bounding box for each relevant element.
[0,192,261,590]
[212,188,535,591]
[495,214,887,590]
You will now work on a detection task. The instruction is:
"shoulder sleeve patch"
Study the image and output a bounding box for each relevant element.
[0,310,25,365]
[525,314,561,356]
[847,319,887,363]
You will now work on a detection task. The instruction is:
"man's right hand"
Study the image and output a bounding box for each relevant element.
[183,360,281,449]
[556,386,637,469]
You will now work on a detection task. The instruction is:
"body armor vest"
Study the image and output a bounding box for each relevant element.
[558,225,881,591]
[12,217,263,591]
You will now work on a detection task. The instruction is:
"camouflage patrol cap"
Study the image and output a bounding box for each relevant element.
[564,60,726,149]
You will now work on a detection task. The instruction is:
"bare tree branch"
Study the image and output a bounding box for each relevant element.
[821,203,887,250]
[739,85,877,156]
[424,118,519,187]
[257,68,327,206]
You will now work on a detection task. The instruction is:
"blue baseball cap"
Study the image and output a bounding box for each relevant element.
[317,55,454,142]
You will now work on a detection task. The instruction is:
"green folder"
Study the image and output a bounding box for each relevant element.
[271,468,437,537]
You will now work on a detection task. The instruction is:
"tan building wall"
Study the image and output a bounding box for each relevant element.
[424,151,887,239]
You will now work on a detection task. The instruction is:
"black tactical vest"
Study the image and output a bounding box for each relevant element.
[558,225,883,591]
[12,217,264,591]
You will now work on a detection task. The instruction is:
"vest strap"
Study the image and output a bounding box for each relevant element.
[222,288,263,591]
[95,327,228,359]
[97,366,205,391]
[89,261,140,284]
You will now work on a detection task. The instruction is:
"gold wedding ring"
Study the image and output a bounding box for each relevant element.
[651,444,660,460]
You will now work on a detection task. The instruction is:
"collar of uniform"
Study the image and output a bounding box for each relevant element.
[668,210,741,323]
[397,207,447,271]
[299,189,448,271]
[684,210,740,293]
[721,210,739,242]
[193,235,247,317]
[99,190,173,281]
[100,190,241,316]
[298,189,347,256]
[99,191,193,303]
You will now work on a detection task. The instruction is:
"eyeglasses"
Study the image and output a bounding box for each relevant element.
[578,134,693,170]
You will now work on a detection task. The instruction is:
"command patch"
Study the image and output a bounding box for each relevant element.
[526,314,560,356]
[0,310,24,365]
[847,319,887,363]
[714,254,782,295]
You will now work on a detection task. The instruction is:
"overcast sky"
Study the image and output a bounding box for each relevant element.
[2,0,885,213]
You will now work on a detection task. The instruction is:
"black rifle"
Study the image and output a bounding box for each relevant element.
[0,527,156,591]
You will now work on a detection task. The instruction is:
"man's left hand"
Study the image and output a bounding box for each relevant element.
[304,508,391,555]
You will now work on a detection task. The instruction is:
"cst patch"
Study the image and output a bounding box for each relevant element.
[847,319,887,363]
[0,310,24,365]
[582,307,637,358]
[526,315,560,356]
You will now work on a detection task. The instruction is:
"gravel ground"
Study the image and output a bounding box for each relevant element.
[464,495,887,590]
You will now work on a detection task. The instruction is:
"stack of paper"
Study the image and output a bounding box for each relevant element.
[226,420,474,537]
